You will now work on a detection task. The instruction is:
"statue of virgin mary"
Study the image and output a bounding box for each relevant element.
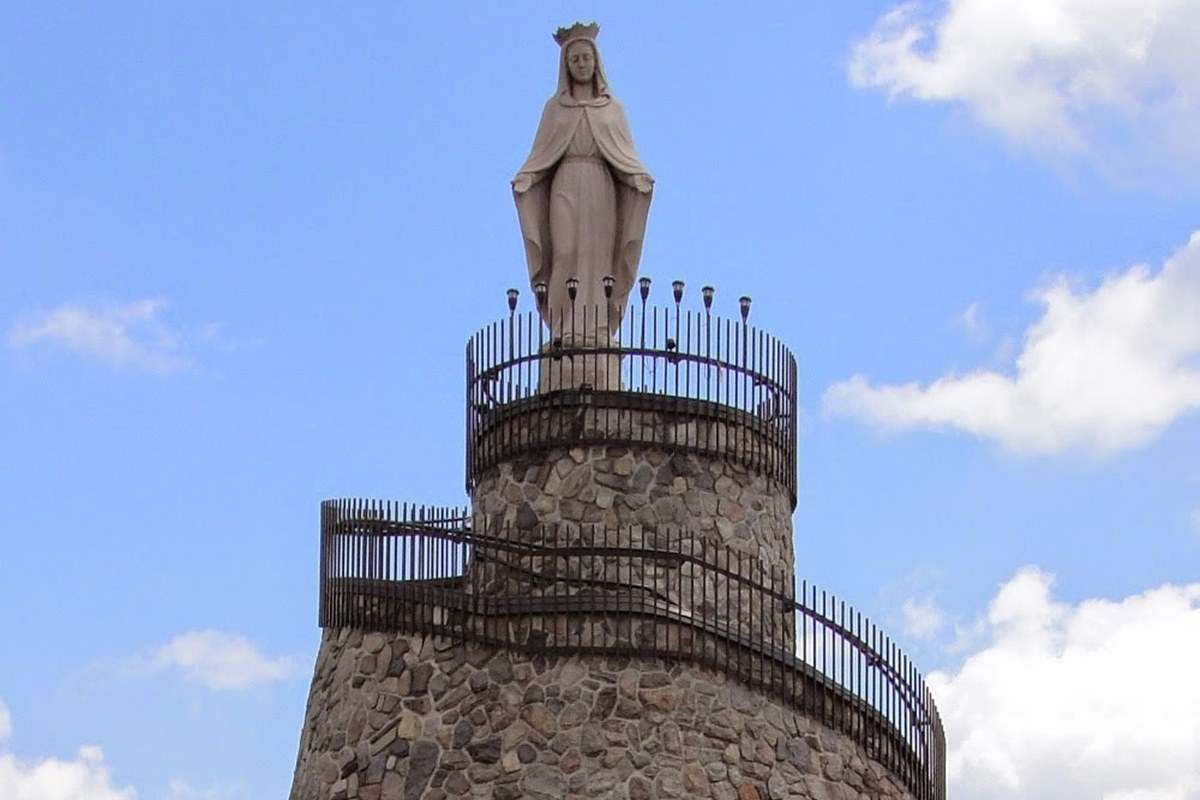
[512,22,654,338]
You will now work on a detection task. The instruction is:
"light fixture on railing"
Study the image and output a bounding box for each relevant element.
[702,285,715,312]
[506,288,519,314]
[638,276,652,304]
[566,276,579,303]
[533,281,548,308]
[602,274,615,299]
[739,295,752,323]
[672,280,684,305]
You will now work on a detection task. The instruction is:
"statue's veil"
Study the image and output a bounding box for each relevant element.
[554,38,610,105]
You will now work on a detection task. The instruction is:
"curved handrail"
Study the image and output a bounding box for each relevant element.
[317,499,945,800]
[330,514,928,724]
[474,342,794,401]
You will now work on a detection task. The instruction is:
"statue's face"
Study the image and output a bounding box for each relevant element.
[566,42,595,85]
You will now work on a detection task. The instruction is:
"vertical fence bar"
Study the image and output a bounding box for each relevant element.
[318,503,327,627]
[330,502,337,628]
[800,579,808,718]
[346,498,355,629]
[331,500,339,628]
[840,597,847,734]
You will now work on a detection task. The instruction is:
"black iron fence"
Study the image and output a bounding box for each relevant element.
[319,499,945,800]
[466,303,798,504]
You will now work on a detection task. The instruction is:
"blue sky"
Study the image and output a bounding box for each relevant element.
[2,2,1198,798]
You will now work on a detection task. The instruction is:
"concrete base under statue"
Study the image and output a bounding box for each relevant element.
[537,333,624,394]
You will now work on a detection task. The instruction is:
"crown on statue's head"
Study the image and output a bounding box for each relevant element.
[553,21,600,47]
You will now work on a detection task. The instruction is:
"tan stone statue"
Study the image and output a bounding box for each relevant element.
[512,22,654,338]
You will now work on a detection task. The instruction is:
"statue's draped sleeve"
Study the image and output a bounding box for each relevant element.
[591,100,653,310]
[513,98,575,289]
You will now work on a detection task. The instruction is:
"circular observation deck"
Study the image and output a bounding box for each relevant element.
[465,303,798,506]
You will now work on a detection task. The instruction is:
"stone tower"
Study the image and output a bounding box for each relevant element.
[289,22,944,800]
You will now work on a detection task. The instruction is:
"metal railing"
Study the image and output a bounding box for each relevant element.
[466,303,798,504]
[318,499,945,800]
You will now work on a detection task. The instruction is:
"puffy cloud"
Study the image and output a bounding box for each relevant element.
[930,567,1200,799]
[823,231,1200,455]
[901,597,946,640]
[0,705,135,800]
[142,630,293,691]
[0,701,248,800]
[0,748,135,800]
[848,0,1200,159]
[7,298,190,373]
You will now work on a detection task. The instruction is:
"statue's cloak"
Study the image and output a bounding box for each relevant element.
[513,38,653,313]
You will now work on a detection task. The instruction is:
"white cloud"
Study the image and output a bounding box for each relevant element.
[901,597,946,640]
[930,567,1200,800]
[195,321,258,354]
[0,704,136,800]
[824,231,1200,455]
[7,298,191,373]
[0,701,249,800]
[956,301,986,342]
[848,0,1200,160]
[165,778,248,800]
[141,630,293,691]
[0,748,136,800]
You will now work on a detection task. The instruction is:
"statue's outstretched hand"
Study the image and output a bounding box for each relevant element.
[633,174,653,194]
[512,174,534,194]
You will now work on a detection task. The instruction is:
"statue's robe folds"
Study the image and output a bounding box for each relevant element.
[513,93,652,334]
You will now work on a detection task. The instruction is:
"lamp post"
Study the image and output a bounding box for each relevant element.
[505,288,519,377]
[701,286,714,398]
[670,280,684,369]
[533,281,549,352]
[739,295,752,379]
[602,275,615,337]
[566,277,579,341]
[637,277,651,351]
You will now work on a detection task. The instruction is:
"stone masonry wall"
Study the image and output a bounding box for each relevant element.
[472,444,794,570]
[290,628,916,800]
[470,397,795,508]
[469,443,797,652]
